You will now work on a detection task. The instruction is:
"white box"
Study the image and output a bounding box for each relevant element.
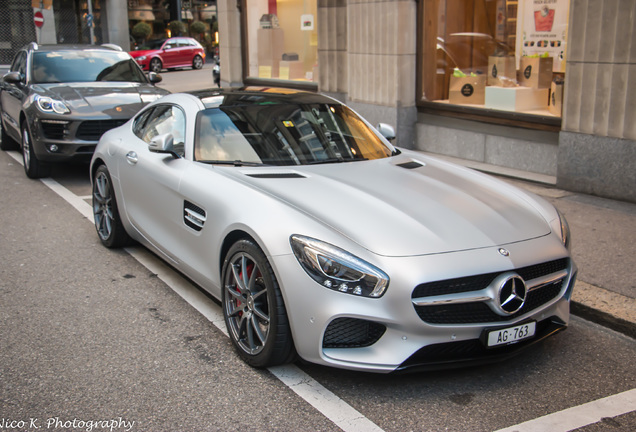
[485,86,549,111]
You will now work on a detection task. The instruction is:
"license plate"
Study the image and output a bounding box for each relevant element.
[487,321,536,347]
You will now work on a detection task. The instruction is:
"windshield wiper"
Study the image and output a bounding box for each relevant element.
[199,160,267,167]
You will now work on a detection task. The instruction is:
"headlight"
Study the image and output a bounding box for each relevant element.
[290,235,389,298]
[137,55,147,61]
[551,208,571,250]
[36,95,70,114]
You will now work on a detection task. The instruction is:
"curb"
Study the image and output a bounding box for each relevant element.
[571,281,636,339]
[571,301,636,339]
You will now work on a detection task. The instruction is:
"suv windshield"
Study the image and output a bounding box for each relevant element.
[194,103,393,166]
[31,50,148,84]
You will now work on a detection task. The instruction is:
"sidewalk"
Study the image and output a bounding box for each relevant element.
[424,152,636,339]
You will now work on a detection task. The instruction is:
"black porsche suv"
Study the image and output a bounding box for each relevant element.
[0,43,169,178]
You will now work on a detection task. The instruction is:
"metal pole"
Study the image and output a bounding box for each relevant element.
[87,0,95,44]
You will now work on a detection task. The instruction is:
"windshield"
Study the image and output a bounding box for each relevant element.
[32,50,148,84]
[194,103,393,166]
[139,39,167,50]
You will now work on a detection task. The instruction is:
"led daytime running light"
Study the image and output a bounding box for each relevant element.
[36,96,70,114]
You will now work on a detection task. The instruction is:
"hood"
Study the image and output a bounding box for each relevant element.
[129,49,159,58]
[34,82,168,117]
[232,155,552,257]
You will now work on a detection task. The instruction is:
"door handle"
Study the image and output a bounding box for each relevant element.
[126,151,138,165]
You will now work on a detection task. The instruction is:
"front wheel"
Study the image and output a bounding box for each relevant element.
[92,164,132,248]
[192,55,204,70]
[22,124,50,178]
[149,58,162,73]
[222,239,296,368]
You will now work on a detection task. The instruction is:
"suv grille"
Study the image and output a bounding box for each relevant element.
[76,119,127,140]
[323,318,386,348]
[412,258,569,325]
[40,121,68,139]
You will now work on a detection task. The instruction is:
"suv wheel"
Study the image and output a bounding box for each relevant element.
[22,125,50,178]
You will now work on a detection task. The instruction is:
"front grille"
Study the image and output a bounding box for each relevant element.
[41,121,67,139]
[323,318,386,348]
[76,119,127,141]
[412,258,569,325]
[415,281,563,324]
[412,258,568,298]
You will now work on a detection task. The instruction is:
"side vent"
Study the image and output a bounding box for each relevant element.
[184,201,206,232]
[397,161,424,169]
[246,173,306,179]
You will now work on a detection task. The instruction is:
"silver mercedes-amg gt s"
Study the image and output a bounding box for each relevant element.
[90,88,576,373]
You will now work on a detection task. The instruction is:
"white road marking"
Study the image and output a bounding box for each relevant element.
[494,388,636,432]
[6,150,386,432]
[9,149,633,432]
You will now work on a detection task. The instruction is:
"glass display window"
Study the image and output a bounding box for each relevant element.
[420,0,569,118]
[245,0,318,83]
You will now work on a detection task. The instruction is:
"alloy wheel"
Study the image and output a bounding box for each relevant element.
[223,252,271,355]
[93,171,114,241]
[22,130,31,168]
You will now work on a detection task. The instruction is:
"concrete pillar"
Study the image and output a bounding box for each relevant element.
[345,0,417,149]
[103,0,131,50]
[217,0,244,87]
[557,0,636,203]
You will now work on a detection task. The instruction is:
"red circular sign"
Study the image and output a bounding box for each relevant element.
[34,11,44,28]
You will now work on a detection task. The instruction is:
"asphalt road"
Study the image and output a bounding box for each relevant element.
[1,67,635,432]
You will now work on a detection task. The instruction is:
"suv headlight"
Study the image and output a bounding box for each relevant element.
[36,95,70,114]
[290,235,389,298]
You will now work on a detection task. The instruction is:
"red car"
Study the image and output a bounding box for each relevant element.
[129,37,205,72]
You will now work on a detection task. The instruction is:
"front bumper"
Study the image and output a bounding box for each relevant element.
[272,234,576,373]
[27,116,128,162]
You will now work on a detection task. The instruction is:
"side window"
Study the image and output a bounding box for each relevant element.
[11,51,26,77]
[139,104,186,157]
[132,107,155,139]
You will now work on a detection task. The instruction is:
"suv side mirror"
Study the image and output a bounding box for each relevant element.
[377,123,396,141]
[3,71,23,85]
[147,72,162,84]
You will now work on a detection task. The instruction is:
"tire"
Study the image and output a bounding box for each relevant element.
[222,239,296,368]
[22,124,50,178]
[1,120,18,151]
[192,55,204,70]
[149,58,162,73]
[92,164,132,248]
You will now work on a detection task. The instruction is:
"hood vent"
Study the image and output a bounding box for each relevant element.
[246,173,306,179]
[397,161,424,170]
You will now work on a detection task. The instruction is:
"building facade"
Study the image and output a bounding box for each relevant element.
[1,0,634,203]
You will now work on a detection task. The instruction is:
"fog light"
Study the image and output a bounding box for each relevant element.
[49,144,59,152]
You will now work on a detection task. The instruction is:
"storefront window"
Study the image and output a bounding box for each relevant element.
[420,0,569,118]
[245,0,318,83]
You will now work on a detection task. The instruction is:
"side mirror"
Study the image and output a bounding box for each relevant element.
[3,71,23,85]
[147,72,162,84]
[377,123,396,141]
[148,133,179,158]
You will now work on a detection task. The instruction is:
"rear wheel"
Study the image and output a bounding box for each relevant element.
[92,164,132,248]
[22,124,50,178]
[222,239,296,368]
[192,55,204,70]
[149,58,162,73]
